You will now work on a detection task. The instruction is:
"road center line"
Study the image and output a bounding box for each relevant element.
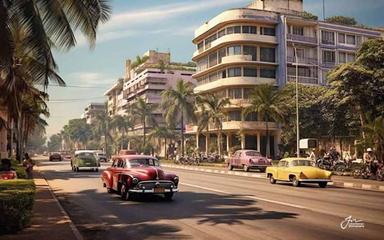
[181,182,308,210]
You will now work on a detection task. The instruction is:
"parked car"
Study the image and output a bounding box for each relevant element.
[101,154,179,201]
[96,152,108,162]
[228,150,271,172]
[0,159,17,180]
[71,150,99,172]
[60,151,72,161]
[49,152,62,161]
[266,158,332,188]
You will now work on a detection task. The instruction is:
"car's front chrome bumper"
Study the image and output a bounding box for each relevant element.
[129,188,179,193]
[299,178,332,182]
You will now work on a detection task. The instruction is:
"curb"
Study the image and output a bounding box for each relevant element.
[162,164,384,192]
[35,166,84,240]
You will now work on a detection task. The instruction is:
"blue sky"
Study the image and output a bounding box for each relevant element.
[45,0,384,137]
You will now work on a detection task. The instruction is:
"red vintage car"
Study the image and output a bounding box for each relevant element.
[228,150,272,172]
[101,155,179,201]
[0,159,17,180]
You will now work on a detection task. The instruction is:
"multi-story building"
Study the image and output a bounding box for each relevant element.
[122,50,196,135]
[187,0,383,157]
[105,78,126,117]
[83,103,106,124]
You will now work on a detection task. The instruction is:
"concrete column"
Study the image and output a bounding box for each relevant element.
[205,133,210,154]
[241,134,245,150]
[257,132,261,152]
[226,134,231,153]
[196,134,199,150]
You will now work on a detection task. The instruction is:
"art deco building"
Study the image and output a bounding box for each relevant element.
[187,0,383,157]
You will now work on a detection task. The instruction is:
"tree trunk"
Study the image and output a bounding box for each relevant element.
[8,117,13,158]
[181,113,184,156]
[143,117,146,148]
[217,122,222,158]
[265,116,270,158]
[164,137,167,159]
[358,105,366,139]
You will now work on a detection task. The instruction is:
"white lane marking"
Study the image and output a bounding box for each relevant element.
[344,182,354,188]
[181,182,308,210]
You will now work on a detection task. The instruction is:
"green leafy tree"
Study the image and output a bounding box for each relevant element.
[149,126,175,157]
[66,119,92,149]
[325,16,358,26]
[363,116,384,161]
[245,85,284,157]
[110,115,133,151]
[161,80,196,156]
[302,11,318,20]
[130,97,157,152]
[197,94,230,158]
[48,134,62,152]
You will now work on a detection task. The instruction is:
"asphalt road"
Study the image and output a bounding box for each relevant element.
[38,160,384,240]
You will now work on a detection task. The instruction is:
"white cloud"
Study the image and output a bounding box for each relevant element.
[68,72,115,86]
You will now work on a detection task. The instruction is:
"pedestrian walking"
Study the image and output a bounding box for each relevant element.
[22,153,35,179]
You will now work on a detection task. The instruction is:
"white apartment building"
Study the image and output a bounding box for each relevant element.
[83,103,106,125]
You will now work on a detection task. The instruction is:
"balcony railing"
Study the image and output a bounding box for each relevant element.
[287,75,318,84]
[287,34,317,44]
[287,56,318,65]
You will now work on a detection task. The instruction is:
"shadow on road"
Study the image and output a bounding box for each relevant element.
[53,186,298,240]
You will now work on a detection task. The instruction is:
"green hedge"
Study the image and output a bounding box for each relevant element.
[10,159,27,179]
[0,180,36,234]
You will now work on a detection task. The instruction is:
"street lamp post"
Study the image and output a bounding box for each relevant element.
[293,44,300,157]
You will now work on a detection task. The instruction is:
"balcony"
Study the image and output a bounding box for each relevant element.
[194,76,277,94]
[287,75,319,85]
[221,55,253,64]
[185,121,279,134]
[193,33,277,59]
[287,56,318,65]
[287,34,317,44]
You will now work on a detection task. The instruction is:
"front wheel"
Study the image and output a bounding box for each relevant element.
[164,192,174,201]
[319,182,327,188]
[120,183,132,201]
[292,176,300,187]
[269,175,276,184]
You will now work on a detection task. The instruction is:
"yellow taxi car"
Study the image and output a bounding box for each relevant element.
[266,158,332,188]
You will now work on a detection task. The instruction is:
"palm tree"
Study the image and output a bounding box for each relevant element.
[130,97,157,150]
[0,0,111,68]
[197,94,230,158]
[244,84,284,157]
[161,80,196,156]
[94,111,113,156]
[149,126,175,157]
[110,115,134,151]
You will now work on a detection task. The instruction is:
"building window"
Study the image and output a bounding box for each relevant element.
[208,52,218,67]
[198,41,204,52]
[338,33,345,44]
[322,50,335,64]
[321,31,335,45]
[228,111,242,121]
[221,70,227,78]
[294,48,305,59]
[243,45,257,61]
[346,35,356,45]
[260,47,276,62]
[339,52,346,64]
[243,67,257,77]
[227,26,241,34]
[242,26,257,34]
[228,88,242,99]
[292,26,304,36]
[356,36,362,46]
[228,67,242,77]
[218,29,226,38]
[245,111,258,121]
[260,68,276,78]
[218,48,226,64]
[260,27,275,36]
[227,45,242,56]
[205,34,217,49]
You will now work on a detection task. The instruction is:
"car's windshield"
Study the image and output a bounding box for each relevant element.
[129,158,160,167]
[76,153,96,161]
[245,151,261,157]
[290,160,315,167]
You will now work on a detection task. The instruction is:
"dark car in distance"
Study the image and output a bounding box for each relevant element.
[49,152,62,161]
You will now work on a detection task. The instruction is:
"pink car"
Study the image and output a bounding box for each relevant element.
[228,150,271,172]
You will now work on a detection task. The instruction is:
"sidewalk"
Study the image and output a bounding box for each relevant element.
[2,169,82,240]
[162,164,384,192]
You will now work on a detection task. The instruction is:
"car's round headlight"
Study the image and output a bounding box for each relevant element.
[132,177,139,185]
[173,176,179,185]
